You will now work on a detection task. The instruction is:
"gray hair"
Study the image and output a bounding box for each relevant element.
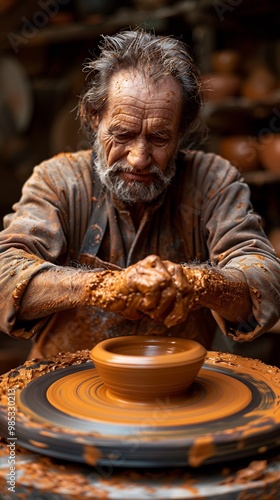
[78,29,207,149]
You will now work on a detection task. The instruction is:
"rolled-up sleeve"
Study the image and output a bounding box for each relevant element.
[0,151,93,339]
[199,153,280,340]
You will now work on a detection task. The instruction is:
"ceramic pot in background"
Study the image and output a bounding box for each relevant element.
[211,50,240,74]
[241,65,278,100]
[201,73,241,102]
[219,135,260,172]
[258,134,280,172]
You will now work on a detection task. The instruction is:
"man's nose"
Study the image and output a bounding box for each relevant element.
[127,138,151,169]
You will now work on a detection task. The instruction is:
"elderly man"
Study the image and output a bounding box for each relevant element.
[0,29,279,359]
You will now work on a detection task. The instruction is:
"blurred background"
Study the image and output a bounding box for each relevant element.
[0,0,280,372]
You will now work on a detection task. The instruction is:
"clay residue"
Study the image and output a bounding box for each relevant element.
[220,459,273,484]
[83,444,101,466]
[1,349,280,479]
[12,279,29,310]
[86,255,198,328]
[0,349,91,403]
[188,435,215,467]
[208,351,280,400]
[1,452,107,498]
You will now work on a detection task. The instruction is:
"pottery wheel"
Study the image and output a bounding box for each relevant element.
[2,351,280,467]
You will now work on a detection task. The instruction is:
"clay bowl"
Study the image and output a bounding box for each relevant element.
[90,336,206,401]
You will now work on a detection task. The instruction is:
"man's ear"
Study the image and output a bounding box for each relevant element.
[91,114,100,131]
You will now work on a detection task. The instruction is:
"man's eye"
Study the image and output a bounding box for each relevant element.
[151,135,168,145]
[114,133,132,144]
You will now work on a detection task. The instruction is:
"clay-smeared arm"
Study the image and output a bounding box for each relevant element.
[118,257,253,329]
[180,264,253,328]
[18,255,177,322]
[18,255,252,333]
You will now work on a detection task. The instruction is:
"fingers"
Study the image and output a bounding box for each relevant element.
[86,257,197,327]
[163,294,195,328]
[123,255,172,295]
[138,290,162,310]
[118,292,144,320]
[142,284,177,320]
[119,255,174,315]
[137,260,196,326]
[162,260,192,295]
[131,256,178,317]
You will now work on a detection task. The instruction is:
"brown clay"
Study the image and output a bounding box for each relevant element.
[47,358,251,427]
[90,336,207,400]
[3,349,280,470]
[85,255,198,328]
[85,257,251,333]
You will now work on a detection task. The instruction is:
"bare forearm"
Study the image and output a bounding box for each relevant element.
[18,267,116,321]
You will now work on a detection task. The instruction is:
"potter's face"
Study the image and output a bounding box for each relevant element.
[93,71,182,203]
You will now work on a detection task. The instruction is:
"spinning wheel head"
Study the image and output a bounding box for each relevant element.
[1,350,280,468]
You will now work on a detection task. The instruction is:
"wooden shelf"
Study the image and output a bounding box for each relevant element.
[0,0,201,50]
[204,91,280,119]
[243,170,280,186]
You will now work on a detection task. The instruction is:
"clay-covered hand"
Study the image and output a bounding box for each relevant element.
[157,259,198,327]
[86,255,172,320]
[86,255,198,327]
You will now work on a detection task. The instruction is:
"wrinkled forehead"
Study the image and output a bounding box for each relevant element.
[107,70,183,103]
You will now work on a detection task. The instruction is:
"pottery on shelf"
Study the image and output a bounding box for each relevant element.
[90,336,207,401]
[201,73,241,102]
[241,65,278,100]
[219,135,259,172]
[258,133,280,172]
[211,50,240,74]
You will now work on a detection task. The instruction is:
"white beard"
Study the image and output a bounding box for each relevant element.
[92,135,177,203]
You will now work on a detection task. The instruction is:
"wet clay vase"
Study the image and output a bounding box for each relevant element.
[219,135,260,172]
[258,133,280,172]
[90,336,206,401]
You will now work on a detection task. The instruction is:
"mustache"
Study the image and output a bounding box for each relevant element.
[92,134,177,202]
[105,162,160,176]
